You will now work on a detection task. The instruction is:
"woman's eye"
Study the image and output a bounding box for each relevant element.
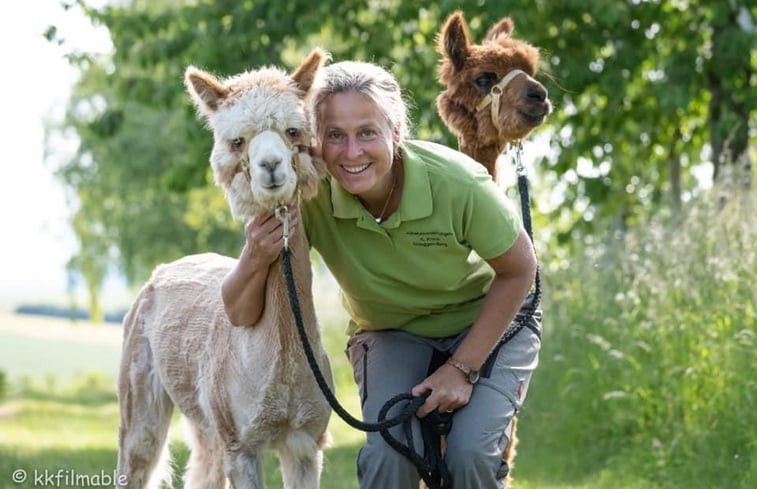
[286,127,300,138]
[360,129,376,138]
[327,131,343,141]
[231,137,244,149]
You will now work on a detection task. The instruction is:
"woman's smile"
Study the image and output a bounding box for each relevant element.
[341,162,373,174]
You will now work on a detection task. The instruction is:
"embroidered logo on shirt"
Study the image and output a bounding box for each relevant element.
[406,231,453,248]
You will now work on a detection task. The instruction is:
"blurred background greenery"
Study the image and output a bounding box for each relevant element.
[1,0,754,488]
[44,0,754,319]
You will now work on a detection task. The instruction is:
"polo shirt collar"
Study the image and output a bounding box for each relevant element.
[330,142,433,225]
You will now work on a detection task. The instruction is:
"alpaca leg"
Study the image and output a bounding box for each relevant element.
[224,449,264,489]
[182,417,228,489]
[117,332,174,489]
[116,374,174,489]
[501,416,518,489]
[278,431,323,489]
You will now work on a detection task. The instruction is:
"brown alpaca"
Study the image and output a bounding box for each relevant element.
[437,11,552,180]
[434,11,551,489]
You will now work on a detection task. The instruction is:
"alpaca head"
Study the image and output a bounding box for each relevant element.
[437,11,552,149]
[185,49,328,219]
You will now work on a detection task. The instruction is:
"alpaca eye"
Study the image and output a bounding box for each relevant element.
[231,137,245,149]
[474,73,497,90]
[286,128,300,138]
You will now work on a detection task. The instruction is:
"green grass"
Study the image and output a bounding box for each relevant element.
[0,350,362,489]
[522,191,757,489]
[0,365,663,489]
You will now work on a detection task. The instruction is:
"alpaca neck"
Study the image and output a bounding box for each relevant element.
[458,137,507,181]
[261,219,320,351]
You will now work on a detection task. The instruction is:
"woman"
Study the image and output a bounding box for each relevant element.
[222,60,541,488]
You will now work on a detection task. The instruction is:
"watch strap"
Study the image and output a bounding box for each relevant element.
[446,357,480,384]
[446,357,472,375]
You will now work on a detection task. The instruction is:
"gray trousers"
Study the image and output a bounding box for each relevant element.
[345,316,542,488]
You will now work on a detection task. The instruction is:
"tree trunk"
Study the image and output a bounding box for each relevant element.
[88,280,104,324]
[668,127,682,216]
[708,5,753,192]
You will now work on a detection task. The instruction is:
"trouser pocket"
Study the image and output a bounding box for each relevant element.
[346,334,370,407]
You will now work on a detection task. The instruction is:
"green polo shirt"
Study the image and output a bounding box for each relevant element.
[301,139,522,338]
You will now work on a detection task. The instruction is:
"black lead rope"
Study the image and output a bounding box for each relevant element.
[507,143,542,341]
[281,248,453,489]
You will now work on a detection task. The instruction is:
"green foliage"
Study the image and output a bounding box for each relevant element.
[524,189,757,488]
[48,0,754,309]
[522,0,755,242]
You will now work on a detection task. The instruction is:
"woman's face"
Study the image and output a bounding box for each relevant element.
[319,91,396,202]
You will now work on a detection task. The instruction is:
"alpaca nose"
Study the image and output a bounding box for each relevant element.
[526,83,548,102]
[259,158,281,171]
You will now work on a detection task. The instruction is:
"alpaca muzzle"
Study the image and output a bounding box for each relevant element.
[231,133,307,187]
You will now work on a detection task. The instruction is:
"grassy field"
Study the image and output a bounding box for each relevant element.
[0,311,670,489]
[0,313,644,489]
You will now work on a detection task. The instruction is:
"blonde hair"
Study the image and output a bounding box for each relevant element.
[310,61,411,148]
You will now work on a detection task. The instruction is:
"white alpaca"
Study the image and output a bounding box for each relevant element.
[116,49,332,489]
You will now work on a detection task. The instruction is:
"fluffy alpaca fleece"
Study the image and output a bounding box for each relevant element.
[116,49,332,489]
[437,11,552,180]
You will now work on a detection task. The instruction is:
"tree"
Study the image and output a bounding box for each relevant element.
[48,0,754,317]
[515,0,755,239]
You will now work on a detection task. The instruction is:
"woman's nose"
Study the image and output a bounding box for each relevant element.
[345,136,363,159]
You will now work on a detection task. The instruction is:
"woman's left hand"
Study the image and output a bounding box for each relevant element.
[411,363,473,418]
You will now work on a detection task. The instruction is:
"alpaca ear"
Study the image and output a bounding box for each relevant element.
[185,66,227,116]
[292,48,330,94]
[440,11,471,73]
[484,16,514,42]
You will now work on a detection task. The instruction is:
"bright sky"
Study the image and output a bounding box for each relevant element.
[0,1,112,306]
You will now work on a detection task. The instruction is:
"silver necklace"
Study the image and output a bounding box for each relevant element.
[374,168,397,224]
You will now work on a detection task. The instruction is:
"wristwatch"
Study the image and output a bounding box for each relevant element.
[445,357,480,384]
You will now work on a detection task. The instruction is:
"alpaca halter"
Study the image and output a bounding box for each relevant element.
[275,204,292,250]
[475,69,527,131]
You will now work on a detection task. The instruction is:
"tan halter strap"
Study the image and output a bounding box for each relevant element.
[475,69,527,131]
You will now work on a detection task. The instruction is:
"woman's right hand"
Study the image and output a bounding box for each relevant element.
[241,209,300,268]
[222,209,299,326]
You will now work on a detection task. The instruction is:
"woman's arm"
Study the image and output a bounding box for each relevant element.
[412,229,536,416]
[222,210,300,326]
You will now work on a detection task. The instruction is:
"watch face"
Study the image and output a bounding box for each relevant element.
[469,370,480,384]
